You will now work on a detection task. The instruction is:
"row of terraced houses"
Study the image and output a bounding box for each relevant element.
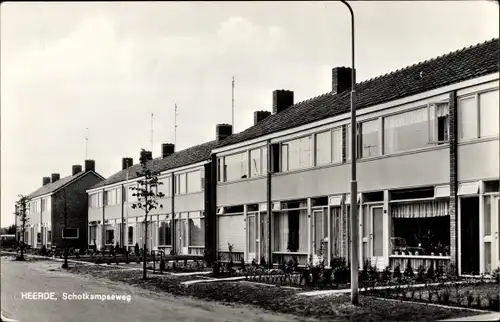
[18,39,499,276]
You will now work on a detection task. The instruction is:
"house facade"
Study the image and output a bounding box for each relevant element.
[19,160,105,250]
[85,124,232,256]
[211,39,499,276]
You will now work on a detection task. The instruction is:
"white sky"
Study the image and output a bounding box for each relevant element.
[1,1,498,226]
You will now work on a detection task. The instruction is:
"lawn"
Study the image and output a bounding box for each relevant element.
[67,266,481,321]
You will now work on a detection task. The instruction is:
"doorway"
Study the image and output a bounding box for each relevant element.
[247,213,257,262]
[460,197,479,275]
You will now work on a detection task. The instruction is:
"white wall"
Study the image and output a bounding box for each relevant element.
[458,139,499,182]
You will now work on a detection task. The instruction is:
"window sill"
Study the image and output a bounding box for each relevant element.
[272,251,308,255]
[457,135,499,146]
[218,175,266,186]
[188,246,205,248]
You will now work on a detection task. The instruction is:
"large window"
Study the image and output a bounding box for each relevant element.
[458,96,478,140]
[281,136,312,172]
[105,190,116,205]
[175,173,186,194]
[157,177,171,197]
[479,90,499,137]
[384,107,431,154]
[390,200,450,256]
[189,217,205,247]
[273,202,308,252]
[41,199,47,211]
[250,148,266,177]
[158,221,171,246]
[224,152,248,181]
[187,171,202,193]
[89,194,99,208]
[314,128,343,166]
[360,119,380,158]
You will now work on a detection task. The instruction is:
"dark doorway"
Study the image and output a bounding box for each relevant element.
[460,197,479,275]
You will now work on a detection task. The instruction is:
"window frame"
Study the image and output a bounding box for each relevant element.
[281,134,313,172]
[359,118,382,159]
[478,88,500,138]
[221,151,249,182]
[186,170,202,194]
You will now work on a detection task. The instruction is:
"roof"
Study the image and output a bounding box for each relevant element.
[217,38,499,148]
[89,140,218,190]
[28,171,105,199]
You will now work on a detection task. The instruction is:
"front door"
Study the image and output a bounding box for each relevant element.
[247,214,257,262]
[175,219,188,255]
[312,210,327,257]
[460,197,480,275]
[483,195,500,274]
[370,206,384,267]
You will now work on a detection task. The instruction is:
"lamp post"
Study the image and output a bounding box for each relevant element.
[340,0,359,305]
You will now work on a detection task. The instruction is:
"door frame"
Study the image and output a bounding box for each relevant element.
[370,205,385,267]
[482,193,500,274]
[458,195,480,276]
[247,213,258,262]
[311,208,327,256]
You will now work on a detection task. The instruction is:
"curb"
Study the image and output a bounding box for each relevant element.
[1,311,18,322]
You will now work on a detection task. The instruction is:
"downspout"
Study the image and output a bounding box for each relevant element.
[171,171,176,254]
[267,139,272,269]
[121,183,125,249]
[210,154,218,265]
[102,188,106,249]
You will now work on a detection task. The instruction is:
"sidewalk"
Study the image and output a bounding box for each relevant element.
[439,312,500,321]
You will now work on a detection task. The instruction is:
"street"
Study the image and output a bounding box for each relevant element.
[0,258,303,322]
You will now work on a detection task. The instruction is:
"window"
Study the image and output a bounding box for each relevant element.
[217,158,222,182]
[116,188,122,204]
[390,200,450,256]
[315,131,331,166]
[458,96,478,140]
[332,128,342,163]
[97,192,103,207]
[106,229,114,244]
[158,221,172,246]
[384,107,430,154]
[187,171,202,193]
[41,199,47,212]
[175,173,186,194]
[224,152,248,181]
[273,202,308,252]
[47,230,52,244]
[429,103,450,144]
[128,226,134,245]
[479,90,499,137]
[37,232,41,244]
[346,124,360,160]
[250,148,267,177]
[105,190,115,205]
[89,194,99,208]
[89,226,97,244]
[360,119,380,158]
[189,217,204,246]
[126,185,136,202]
[158,177,171,197]
[281,136,312,171]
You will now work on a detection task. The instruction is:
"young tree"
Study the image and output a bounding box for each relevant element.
[15,194,30,261]
[7,224,17,234]
[130,149,164,280]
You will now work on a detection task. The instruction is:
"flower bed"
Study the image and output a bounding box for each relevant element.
[367,279,500,312]
[66,268,479,321]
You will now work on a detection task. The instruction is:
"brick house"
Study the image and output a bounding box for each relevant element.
[210,38,499,276]
[19,160,105,251]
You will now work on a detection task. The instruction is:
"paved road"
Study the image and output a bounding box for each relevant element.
[1,258,305,322]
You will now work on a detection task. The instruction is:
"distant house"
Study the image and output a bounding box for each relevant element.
[17,160,105,250]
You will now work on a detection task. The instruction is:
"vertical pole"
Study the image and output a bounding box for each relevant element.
[232,76,235,131]
[174,105,178,146]
[267,140,273,269]
[151,113,154,156]
[85,128,88,160]
[340,0,359,305]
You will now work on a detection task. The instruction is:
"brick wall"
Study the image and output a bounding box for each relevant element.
[449,91,458,273]
[51,172,103,250]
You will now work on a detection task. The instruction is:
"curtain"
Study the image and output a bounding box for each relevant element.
[436,103,449,117]
[274,212,288,252]
[391,199,449,219]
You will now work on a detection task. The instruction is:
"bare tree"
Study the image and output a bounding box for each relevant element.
[129,149,164,280]
[15,194,30,261]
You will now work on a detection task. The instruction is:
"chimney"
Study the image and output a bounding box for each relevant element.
[122,157,132,170]
[272,90,294,114]
[140,150,153,163]
[85,160,95,172]
[216,124,233,142]
[51,173,60,183]
[254,111,272,125]
[126,158,133,168]
[161,143,175,158]
[332,67,354,94]
[42,177,51,186]
[72,165,82,176]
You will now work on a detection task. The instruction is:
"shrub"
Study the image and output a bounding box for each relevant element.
[426,262,435,281]
[382,266,391,281]
[475,294,482,309]
[442,288,451,304]
[393,265,402,280]
[492,267,500,284]
[360,259,370,282]
[416,265,426,282]
[259,256,267,267]
[404,260,414,278]
[466,291,474,307]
